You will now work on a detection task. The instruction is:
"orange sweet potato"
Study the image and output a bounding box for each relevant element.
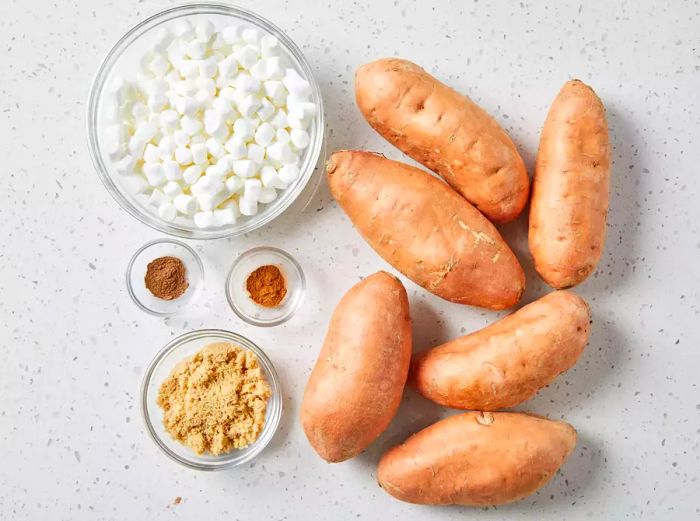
[300,271,412,462]
[356,58,529,223]
[411,290,590,410]
[377,411,577,506]
[327,150,525,310]
[529,79,611,288]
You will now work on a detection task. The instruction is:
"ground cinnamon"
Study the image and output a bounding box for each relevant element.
[145,256,188,300]
[246,265,287,307]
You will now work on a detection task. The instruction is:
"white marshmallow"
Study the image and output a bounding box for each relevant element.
[269,109,288,129]
[278,163,300,184]
[247,143,265,164]
[194,211,216,228]
[197,190,230,212]
[225,175,244,194]
[242,28,262,45]
[190,143,208,164]
[209,123,230,143]
[206,164,223,178]
[234,45,260,69]
[131,102,148,121]
[234,72,261,94]
[175,95,198,115]
[128,136,147,158]
[195,20,215,42]
[275,128,291,143]
[204,109,224,135]
[198,56,218,78]
[232,118,256,140]
[173,129,190,147]
[260,34,279,57]
[243,178,262,201]
[104,125,127,156]
[218,56,238,78]
[163,180,183,198]
[211,32,227,50]
[111,76,134,104]
[173,20,194,40]
[258,186,278,204]
[135,122,157,142]
[123,175,148,194]
[174,194,197,215]
[283,68,312,97]
[143,144,161,163]
[158,135,176,159]
[182,164,203,184]
[212,96,234,117]
[266,141,293,163]
[260,165,287,189]
[144,78,169,96]
[174,146,193,165]
[214,207,237,225]
[158,201,177,222]
[232,159,258,178]
[287,114,310,130]
[179,59,199,78]
[196,76,216,95]
[148,189,167,207]
[206,137,226,159]
[249,60,269,81]
[159,109,180,130]
[186,39,207,59]
[180,114,203,135]
[166,39,186,68]
[216,155,233,176]
[238,197,258,216]
[257,98,275,121]
[263,80,286,106]
[222,25,244,44]
[237,94,261,118]
[153,28,173,51]
[114,155,136,176]
[264,56,284,80]
[254,122,275,147]
[104,100,120,123]
[194,174,224,196]
[191,134,206,145]
[144,163,166,186]
[224,136,247,159]
[290,128,310,149]
[163,159,182,180]
[195,89,214,109]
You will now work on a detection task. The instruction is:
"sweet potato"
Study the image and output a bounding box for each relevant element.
[300,271,412,462]
[377,411,576,506]
[327,150,525,310]
[410,290,590,410]
[529,79,611,288]
[355,58,529,223]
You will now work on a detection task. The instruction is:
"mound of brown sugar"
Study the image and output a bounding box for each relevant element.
[157,342,271,455]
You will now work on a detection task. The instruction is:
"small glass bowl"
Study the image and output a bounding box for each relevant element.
[141,329,282,470]
[126,238,204,316]
[226,247,305,327]
[86,3,325,239]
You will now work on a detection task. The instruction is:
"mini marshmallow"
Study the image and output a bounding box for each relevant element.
[249,60,270,81]
[179,59,199,78]
[190,143,207,164]
[180,114,203,135]
[128,136,147,158]
[123,175,148,194]
[232,118,256,140]
[235,73,261,94]
[166,41,185,68]
[144,78,169,96]
[159,109,180,130]
[237,94,261,118]
[158,202,177,222]
[215,75,232,90]
[242,28,262,45]
[283,68,312,97]
[275,128,291,143]
[144,163,166,186]
[104,125,127,156]
[260,165,287,189]
[264,56,284,80]
[263,80,286,106]
[238,197,258,216]
[174,194,197,215]
[218,56,238,78]
[214,207,237,225]
[114,155,136,176]
[211,32,227,50]
[173,129,190,146]
[148,189,167,207]
[143,144,161,163]
[225,175,244,194]
[196,76,216,96]
[191,134,206,145]
[195,20,215,42]
[111,76,134,104]
[247,143,265,164]
[131,102,148,120]
[175,95,198,115]
[153,28,173,51]
[163,180,183,198]
[158,136,176,159]
[173,79,198,97]
[163,159,182,180]
[234,45,260,69]
[243,178,262,201]
[266,141,292,163]
[173,19,195,40]
[269,109,288,129]
[290,128,310,149]
[186,39,207,59]
[194,174,224,196]
[216,155,233,176]
[206,138,225,159]
[287,115,310,130]
[258,186,278,204]
[104,100,120,123]
[182,164,203,184]
[219,86,237,102]
[233,159,258,178]
[212,96,234,117]
[194,211,216,228]
[222,25,244,44]
[135,122,157,142]
[224,136,247,159]
[174,146,193,165]
[254,122,275,147]
[260,34,279,57]
[195,89,214,109]
[278,163,300,184]
[204,109,224,135]
[198,56,218,78]
[257,98,275,121]
[209,123,230,142]
[206,164,223,178]
[197,189,229,212]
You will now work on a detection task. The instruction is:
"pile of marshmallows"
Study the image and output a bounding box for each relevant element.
[103,19,318,228]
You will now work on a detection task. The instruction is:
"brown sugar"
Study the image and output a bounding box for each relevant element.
[145,256,188,300]
[156,342,271,455]
[246,264,287,307]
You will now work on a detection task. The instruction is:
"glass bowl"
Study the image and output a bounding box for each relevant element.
[226,247,305,327]
[141,329,282,470]
[87,3,325,239]
[126,238,204,316]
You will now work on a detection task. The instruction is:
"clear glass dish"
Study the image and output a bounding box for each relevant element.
[87,3,325,239]
[126,238,204,316]
[141,329,282,470]
[226,246,305,327]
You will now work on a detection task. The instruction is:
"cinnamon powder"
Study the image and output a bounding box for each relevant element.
[246,265,287,307]
[145,256,188,300]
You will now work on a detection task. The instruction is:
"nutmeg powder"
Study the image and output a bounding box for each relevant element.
[145,256,188,300]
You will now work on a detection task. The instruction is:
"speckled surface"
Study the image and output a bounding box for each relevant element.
[1,0,698,519]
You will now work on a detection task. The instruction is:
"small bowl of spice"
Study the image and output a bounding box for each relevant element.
[126,238,204,316]
[141,329,282,470]
[226,246,305,327]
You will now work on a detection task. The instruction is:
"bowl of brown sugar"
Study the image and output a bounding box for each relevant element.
[126,238,204,316]
[226,247,305,327]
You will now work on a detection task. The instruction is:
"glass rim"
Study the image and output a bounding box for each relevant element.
[140,328,283,470]
[86,2,325,240]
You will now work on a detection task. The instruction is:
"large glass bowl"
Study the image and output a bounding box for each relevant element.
[141,329,283,470]
[87,3,325,239]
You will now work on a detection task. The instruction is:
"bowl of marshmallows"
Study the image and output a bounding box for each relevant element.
[87,3,324,239]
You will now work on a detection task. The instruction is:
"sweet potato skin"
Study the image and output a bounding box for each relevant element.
[327,150,525,310]
[410,290,590,410]
[377,411,577,506]
[355,58,529,223]
[300,271,412,462]
[529,79,611,288]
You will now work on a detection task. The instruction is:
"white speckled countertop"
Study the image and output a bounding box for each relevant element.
[1,0,698,519]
